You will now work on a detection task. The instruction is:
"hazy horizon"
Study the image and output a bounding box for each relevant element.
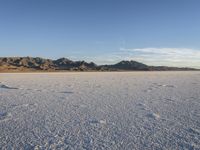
[0,0,200,68]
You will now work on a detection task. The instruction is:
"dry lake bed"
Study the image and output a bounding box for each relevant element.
[0,72,200,149]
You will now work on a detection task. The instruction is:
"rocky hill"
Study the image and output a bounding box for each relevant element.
[0,57,198,72]
[100,60,149,71]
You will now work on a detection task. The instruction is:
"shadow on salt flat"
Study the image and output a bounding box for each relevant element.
[144,83,176,93]
[165,98,175,102]
[137,103,148,110]
[0,84,19,90]
[21,87,74,94]
[0,111,12,121]
[137,103,146,107]
[153,83,176,88]
[146,112,160,120]
[60,91,74,94]
[88,118,99,124]
[88,118,107,125]
[72,104,87,109]
[0,112,7,119]
[10,103,38,112]
[144,88,153,93]
[187,127,200,136]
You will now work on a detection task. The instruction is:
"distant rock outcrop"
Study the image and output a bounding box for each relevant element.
[101,60,149,70]
[0,57,198,72]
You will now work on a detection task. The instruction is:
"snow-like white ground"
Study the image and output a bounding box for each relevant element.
[0,72,200,150]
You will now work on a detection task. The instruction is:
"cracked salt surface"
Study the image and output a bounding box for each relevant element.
[0,72,200,149]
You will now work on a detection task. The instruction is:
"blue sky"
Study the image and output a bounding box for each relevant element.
[0,0,200,68]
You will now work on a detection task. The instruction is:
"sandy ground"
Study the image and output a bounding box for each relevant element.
[0,72,200,149]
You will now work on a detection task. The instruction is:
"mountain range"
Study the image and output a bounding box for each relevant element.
[0,57,198,72]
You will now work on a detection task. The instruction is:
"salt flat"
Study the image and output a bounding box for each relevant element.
[0,72,200,149]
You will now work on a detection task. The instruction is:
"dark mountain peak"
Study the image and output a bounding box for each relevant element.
[88,62,97,67]
[107,60,149,70]
[56,57,72,62]
[117,60,147,66]
[54,58,73,66]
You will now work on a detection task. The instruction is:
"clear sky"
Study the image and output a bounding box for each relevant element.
[0,0,200,68]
